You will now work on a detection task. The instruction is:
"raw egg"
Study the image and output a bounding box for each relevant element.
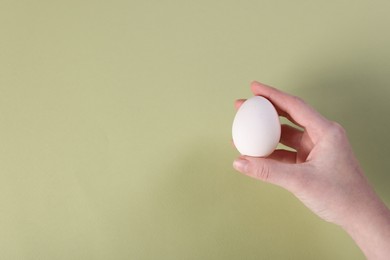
[232,96,281,157]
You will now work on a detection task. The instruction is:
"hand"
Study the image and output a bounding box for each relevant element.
[233,81,390,259]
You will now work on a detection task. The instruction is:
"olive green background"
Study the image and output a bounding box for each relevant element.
[1,0,390,259]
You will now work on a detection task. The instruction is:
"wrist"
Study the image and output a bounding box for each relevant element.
[340,192,390,259]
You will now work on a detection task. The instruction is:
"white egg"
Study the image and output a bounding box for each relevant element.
[232,96,281,157]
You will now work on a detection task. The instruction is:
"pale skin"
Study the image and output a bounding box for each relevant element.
[233,81,390,260]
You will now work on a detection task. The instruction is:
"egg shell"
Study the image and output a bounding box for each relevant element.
[232,96,281,157]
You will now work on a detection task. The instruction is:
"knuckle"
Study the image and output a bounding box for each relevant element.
[330,121,346,137]
[254,163,271,181]
[291,95,306,106]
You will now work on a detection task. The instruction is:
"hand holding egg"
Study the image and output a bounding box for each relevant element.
[232,82,390,260]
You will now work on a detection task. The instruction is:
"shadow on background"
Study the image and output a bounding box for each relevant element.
[291,59,390,204]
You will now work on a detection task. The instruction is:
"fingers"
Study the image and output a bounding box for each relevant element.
[233,156,302,191]
[234,99,246,110]
[267,149,297,163]
[280,124,303,150]
[250,81,330,132]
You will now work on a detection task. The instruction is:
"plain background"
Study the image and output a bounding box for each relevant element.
[1,0,390,259]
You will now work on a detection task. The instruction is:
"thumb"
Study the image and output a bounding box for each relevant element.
[233,156,301,190]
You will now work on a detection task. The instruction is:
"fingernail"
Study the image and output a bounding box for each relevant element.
[233,159,249,173]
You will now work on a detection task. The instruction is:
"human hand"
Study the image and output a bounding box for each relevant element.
[233,81,390,259]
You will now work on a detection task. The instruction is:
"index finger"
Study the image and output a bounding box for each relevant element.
[251,81,330,132]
